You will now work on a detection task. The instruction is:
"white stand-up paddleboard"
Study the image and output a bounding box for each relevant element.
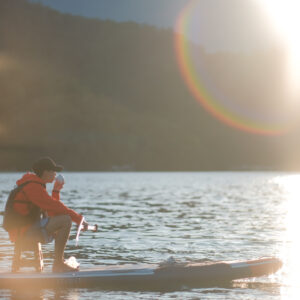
[0,257,282,291]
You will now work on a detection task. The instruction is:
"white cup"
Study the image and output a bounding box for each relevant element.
[55,174,65,184]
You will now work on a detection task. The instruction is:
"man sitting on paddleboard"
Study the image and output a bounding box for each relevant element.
[7,157,87,272]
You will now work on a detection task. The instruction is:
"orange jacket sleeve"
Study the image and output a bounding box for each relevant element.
[52,190,60,201]
[23,183,82,225]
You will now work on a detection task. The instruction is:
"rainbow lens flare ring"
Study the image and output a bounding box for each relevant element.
[174,0,295,136]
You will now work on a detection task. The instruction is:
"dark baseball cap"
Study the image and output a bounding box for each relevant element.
[32,157,63,174]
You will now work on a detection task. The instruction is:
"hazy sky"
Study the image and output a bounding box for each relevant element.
[28,0,279,52]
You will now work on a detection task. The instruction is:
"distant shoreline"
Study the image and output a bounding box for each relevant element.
[0,169,297,173]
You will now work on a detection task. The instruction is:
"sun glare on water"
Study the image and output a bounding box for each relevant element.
[273,175,300,299]
[259,0,300,96]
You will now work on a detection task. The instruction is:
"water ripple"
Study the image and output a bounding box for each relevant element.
[0,172,287,299]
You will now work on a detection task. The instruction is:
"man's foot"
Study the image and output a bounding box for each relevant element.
[52,261,79,273]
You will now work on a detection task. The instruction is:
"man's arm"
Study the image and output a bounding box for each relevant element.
[52,179,64,201]
[23,183,82,224]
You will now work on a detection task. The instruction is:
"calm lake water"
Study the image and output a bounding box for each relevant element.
[0,172,298,299]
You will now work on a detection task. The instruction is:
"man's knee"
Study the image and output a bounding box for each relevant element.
[45,215,72,234]
[61,215,72,228]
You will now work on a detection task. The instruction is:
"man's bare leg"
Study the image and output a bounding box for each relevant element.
[45,215,76,271]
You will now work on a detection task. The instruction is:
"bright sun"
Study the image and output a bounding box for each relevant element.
[259,0,300,94]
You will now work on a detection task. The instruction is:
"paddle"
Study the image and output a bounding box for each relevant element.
[75,217,98,246]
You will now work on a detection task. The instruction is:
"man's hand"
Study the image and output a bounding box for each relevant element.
[82,220,89,231]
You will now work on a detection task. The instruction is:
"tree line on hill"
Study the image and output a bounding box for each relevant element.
[0,0,299,171]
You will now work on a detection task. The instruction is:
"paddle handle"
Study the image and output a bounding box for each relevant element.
[86,224,98,232]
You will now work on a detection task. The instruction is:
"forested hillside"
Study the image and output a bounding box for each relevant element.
[0,0,298,171]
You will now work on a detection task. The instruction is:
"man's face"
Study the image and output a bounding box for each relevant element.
[42,170,56,183]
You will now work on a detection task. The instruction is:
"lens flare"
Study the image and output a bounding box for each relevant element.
[174,0,298,136]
